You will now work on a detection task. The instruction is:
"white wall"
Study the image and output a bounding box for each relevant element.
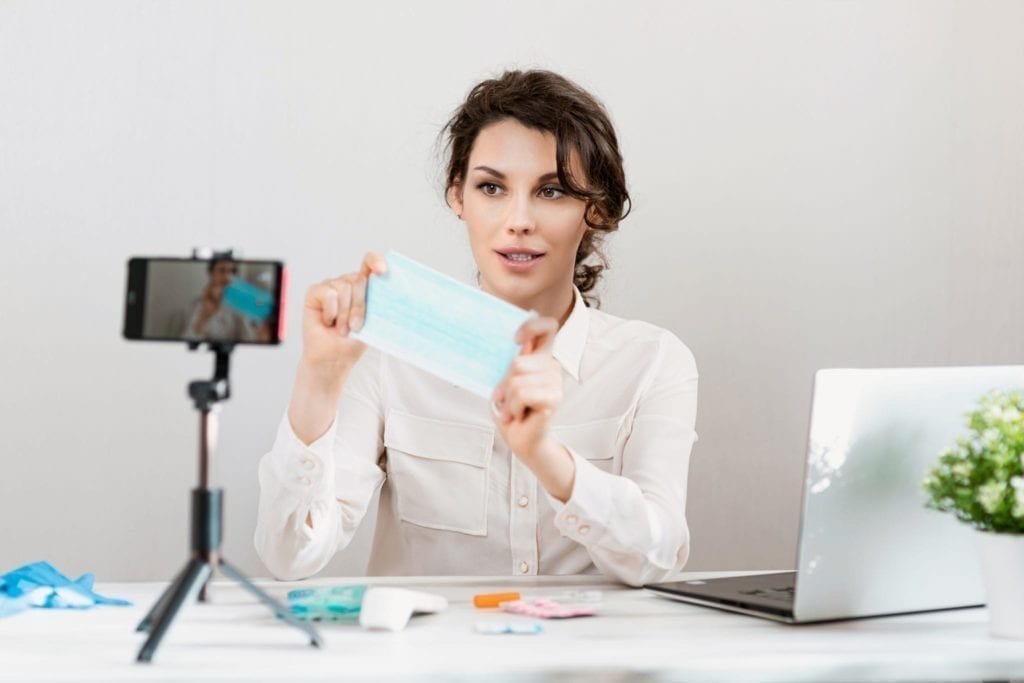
[1,0,1021,581]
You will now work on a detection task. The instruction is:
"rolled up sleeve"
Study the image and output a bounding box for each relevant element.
[254,350,386,581]
[546,333,698,586]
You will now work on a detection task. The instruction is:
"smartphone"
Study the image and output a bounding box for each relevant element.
[123,256,287,345]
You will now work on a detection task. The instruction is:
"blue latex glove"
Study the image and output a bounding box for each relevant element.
[0,561,131,618]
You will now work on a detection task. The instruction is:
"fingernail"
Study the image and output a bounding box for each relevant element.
[352,317,363,331]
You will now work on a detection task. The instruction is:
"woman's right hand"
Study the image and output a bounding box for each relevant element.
[300,251,388,376]
[289,252,388,446]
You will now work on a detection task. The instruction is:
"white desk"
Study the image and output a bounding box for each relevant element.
[2,572,1022,682]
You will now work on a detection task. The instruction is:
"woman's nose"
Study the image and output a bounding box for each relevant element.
[505,195,536,235]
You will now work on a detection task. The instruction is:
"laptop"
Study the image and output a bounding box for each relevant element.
[645,365,1024,623]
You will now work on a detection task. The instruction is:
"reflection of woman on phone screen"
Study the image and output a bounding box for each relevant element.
[184,259,263,342]
[255,71,699,586]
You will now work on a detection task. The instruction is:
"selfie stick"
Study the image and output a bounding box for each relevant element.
[135,251,322,663]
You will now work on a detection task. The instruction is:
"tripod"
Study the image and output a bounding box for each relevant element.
[135,344,323,662]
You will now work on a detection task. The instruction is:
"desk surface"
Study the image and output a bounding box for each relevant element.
[1,571,1022,682]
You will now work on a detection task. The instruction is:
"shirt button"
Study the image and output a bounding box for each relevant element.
[301,477,311,486]
[517,496,529,508]
[302,459,315,470]
[519,561,530,574]
[578,524,591,536]
[566,514,578,525]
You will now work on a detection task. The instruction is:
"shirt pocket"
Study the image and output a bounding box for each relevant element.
[383,409,494,536]
[552,415,625,475]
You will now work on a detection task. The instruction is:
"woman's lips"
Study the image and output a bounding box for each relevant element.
[495,250,545,272]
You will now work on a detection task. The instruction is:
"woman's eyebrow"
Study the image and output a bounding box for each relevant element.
[472,166,560,183]
[473,165,506,179]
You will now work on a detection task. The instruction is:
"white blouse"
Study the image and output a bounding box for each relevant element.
[254,289,699,587]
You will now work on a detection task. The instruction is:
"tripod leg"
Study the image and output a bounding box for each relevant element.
[136,562,190,633]
[136,559,212,663]
[218,558,323,648]
[198,573,210,603]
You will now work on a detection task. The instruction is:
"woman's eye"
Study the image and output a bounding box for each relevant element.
[478,183,502,196]
[539,186,565,199]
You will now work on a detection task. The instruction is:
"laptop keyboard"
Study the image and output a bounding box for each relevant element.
[645,571,798,617]
[738,585,795,603]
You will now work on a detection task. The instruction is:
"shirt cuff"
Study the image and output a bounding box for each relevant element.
[545,448,614,545]
[262,414,338,501]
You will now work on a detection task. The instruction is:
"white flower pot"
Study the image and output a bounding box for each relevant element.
[976,530,1024,639]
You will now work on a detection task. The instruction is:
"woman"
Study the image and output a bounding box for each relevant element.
[183,258,265,343]
[255,70,698,587]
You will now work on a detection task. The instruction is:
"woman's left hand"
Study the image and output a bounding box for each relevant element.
[492,316,563,461]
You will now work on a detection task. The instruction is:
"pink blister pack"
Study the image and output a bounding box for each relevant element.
[499,599,596,619]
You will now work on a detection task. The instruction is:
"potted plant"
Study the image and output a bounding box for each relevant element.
[923,389,1024,638]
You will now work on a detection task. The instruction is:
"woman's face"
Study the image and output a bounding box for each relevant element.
[450,118,588,315]
[210,260,238,288]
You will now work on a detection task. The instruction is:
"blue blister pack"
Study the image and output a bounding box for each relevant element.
[287,585,367,621]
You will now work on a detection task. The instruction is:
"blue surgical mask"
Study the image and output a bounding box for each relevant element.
[223,277,273,322]
[351,251,534,398]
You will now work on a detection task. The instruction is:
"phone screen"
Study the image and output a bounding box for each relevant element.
[123,257,286,345]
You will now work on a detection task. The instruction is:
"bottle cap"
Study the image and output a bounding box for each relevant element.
[473,591,521,608]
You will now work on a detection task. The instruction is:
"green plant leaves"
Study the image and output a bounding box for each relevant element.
[922,390,1024,533]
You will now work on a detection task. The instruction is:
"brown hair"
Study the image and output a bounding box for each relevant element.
[442,70,631,307]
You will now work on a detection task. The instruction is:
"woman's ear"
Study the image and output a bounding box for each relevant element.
[447,182,464,220]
